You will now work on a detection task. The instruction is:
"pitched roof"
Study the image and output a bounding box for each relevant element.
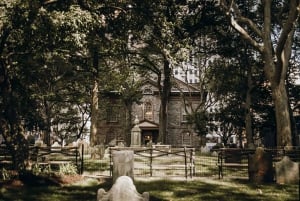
[137,119,159,130]
[141,77,201,94]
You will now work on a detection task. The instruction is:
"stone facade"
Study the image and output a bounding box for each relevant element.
[97,78,202,147]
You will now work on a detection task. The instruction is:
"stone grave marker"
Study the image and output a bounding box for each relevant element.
[248,147,274,183]
[275,156,299,184]
[97,176,149,201]
[112,150,134,183]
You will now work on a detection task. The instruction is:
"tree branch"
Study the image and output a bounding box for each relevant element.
[220,0,264,53]
[230,15,264,52]
[275,0,300,68]
[236,16,263,38]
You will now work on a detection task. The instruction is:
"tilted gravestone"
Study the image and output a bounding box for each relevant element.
[248,147,274,183]
[112,150,134,183]
[275,156,299,184]
[97,176,149,201]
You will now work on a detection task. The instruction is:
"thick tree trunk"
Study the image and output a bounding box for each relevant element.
[158,59,171,144]
[220,0,298,149]
[0,61,28,172]
[272,83,292,148]
[90,47,100,147]
[125,104,132,146]
[245,66,254,148]
[159,98,168,144]
[90,80,99,146]
[264,57,293,148]
[43,100,52,146]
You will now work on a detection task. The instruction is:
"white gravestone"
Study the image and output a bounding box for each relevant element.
[112,150,134,183]
[97,176,149,201]
[275,156,299,184]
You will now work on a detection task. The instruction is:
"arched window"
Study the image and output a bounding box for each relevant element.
[144,102,153,121]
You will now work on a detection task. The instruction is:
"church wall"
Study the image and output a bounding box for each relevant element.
[96,80,202,148]
[167,97,201,147]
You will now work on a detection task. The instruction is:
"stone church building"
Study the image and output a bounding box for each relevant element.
[97,78,203,148]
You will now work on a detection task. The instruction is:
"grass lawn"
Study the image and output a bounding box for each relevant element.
[0,176,298,201]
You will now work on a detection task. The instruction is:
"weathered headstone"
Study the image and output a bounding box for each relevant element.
[112,150,134,183]
[51,141,61,151]
[97,176,149,201]
[200,146,210,154]
[211,151,218,157]
[51,141,60,147]
[248,147,274,183]
[275,156,299,184]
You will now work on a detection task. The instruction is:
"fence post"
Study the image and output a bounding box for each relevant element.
[150,148,153,177]
[184,147,187,180]
[109,148,112,177]
[189,148,194,178]
[75,147,78,173]
[80,144,84,174]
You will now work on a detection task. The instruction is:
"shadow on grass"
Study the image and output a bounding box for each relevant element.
[135,179,299,201]
[1,177,299,201]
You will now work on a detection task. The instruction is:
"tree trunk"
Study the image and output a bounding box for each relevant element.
[0,61,28,172]
[125,104,133,146]
[158,59,171,144]
[245,66,254,148]
[263,55,293,148]
[90,80,99,146]
[90,46,100,147]
[272,83,292,148]
[43,100,51,146]
[220,0,298,149]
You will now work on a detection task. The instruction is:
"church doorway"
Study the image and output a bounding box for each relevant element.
[142,130,158,145]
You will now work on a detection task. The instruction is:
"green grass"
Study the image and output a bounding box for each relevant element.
[5,152,294,201]
[0,177,298,201]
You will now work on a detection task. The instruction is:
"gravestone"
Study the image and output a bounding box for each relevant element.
[248,147,274,183]
[112,150,134,183]
[51,141,61,151]
[275,156,299,184]
[34,138,44,147]
[200,146,210,154]
[97,176,149,201]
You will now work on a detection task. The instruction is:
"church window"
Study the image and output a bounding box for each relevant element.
[181,104,191,122]
[144,102,153,121]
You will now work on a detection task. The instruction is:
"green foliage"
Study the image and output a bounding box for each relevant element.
[58,163,78,175]
[31,163,77,176]
[188,111,209,136]
[31,163,51,176]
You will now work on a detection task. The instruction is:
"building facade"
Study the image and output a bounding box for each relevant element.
[97,78,203,147]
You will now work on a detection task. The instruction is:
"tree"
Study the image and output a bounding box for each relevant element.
[219,0,300,148]
[0,0,97,171]
[128,0,199,143]
[19,3,97,146]
[0,0,46,172]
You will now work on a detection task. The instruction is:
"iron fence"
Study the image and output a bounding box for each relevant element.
[83,146,300,182]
